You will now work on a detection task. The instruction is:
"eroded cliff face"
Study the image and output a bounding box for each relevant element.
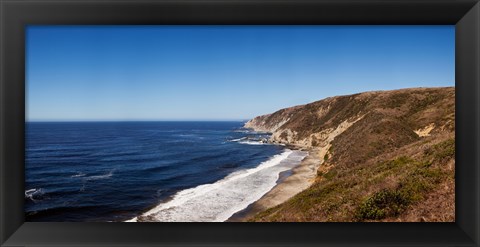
[244,87,454,152]
[246,87,455,222]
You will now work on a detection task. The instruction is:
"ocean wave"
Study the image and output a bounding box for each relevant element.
[126,150,307,222]
[233,129,270,134]
[84,170,114,181]
[233,129,271,135]
[71,172,86,178]
[230,136,269,145]
[25,188,45,202]
[230,137,247,142]
[237,140,269,145]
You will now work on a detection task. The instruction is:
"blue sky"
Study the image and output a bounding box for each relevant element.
[26,25,455,121]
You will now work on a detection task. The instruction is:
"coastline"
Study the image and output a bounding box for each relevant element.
[228,146,323,222]
[126,147,308,222]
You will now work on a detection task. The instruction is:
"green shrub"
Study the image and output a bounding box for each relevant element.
[424,138,455,161]
[372,156,413,173]
[356,154,446,221]
[324,153,329,161]
[433,138,455,162]
[323,170,338,180]
[356,189,410,220]
[386,156,413,168]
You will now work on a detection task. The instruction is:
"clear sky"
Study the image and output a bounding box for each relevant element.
[26,25,455,121]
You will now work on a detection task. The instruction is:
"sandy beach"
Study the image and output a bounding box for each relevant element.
[228,147,323,221]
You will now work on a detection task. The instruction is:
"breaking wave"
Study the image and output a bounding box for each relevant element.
[238,140,269,145]
[126,149,307,222]
[25,188,45,202]
[83,170,114,181]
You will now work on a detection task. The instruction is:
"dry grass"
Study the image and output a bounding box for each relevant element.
[250,137,454,222]
[247,87,455,222]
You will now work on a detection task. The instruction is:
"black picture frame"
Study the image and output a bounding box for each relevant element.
[1,0,479,246]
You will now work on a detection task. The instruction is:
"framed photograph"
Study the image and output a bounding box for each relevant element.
[1,0,479,246]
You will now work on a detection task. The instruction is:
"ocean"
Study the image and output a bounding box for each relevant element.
[25,121,307,222]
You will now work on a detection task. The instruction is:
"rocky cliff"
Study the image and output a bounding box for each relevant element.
[245,87,455,222]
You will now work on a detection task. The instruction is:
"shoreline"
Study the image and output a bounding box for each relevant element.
[127,148,307,222]
[227,147,323,222]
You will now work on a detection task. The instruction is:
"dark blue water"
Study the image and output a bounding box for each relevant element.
[25,121,285,222]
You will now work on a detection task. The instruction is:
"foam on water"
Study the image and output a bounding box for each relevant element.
[71,172,86,178]
[127,149,307,222]
[229,136,270,145]
[230,137,247,142]
[238,140,269,145]
[233,129,270,134]
[25,188,45,202]
[83,170,114,181]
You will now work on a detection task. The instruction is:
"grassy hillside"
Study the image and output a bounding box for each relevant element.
[245,87,455,222]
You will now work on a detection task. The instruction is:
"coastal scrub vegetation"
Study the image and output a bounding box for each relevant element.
[247,87,455,222]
